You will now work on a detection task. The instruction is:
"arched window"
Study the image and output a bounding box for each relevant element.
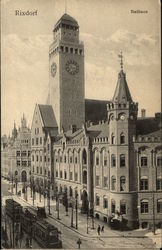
[83,170,87,184]
[120,176,126,191]
[111,133,115,144]
[111,176,116,190]
[82,149,87,165]
[140,176,148,190]
[141,199,149,214]
[120,200,126,214]
[96,151,99,165]
[111,154,116,167]
[120,154,125,167]
[157,199,162,213]
[96,195,100,206]
[103,197,108,209]
[111,199,116,213]
[120,133,125,144]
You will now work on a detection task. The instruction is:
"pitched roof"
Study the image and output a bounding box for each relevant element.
[113,70,133,103]
[38,104,57,128]
[54,13,78,30]
[85,99,109,123]
[136,117,161,136]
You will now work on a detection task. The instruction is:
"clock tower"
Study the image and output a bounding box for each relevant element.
[49,14,85,132]
[107,54,138,227]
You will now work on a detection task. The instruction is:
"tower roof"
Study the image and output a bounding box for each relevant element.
[112,70,133,103]
[54,14,78,30]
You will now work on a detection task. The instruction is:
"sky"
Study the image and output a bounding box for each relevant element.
[1,0,161,135]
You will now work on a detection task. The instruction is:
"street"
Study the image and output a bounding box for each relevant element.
[1,178,161,249]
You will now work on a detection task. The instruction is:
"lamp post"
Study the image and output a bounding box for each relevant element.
[87,201,89,234]
[75,192,78,230]
[71,200,74,228]
[56,192,60,220]
[33,181,35,206]
[15,178,18,195]
[30,177,32,198]
[48,182,51,215]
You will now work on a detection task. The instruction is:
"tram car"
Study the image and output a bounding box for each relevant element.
[33,220,62,249]
[5,199,22,222]
[20,207,37,235]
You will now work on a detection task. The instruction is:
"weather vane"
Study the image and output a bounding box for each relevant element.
[118,51,123,70]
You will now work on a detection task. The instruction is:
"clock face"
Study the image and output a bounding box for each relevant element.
[51,62,57,77]
[66,60,79,75]
[120,114,125,120]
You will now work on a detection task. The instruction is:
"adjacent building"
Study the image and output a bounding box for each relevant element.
[1,115,31,185]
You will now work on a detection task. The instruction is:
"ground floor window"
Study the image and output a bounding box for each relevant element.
[141,200,149,214]
[120,201,126,214]
[111,200,116,213]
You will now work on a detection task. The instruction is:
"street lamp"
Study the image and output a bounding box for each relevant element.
[56,192,60,220]
[75,191,78,230]
[47,181,51,215]
[87,200,89,234]
[71,199,74,228]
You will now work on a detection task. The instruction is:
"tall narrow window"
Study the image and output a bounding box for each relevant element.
[157,199,162,213]
[120,133,125,144]
[111,176,116,190]
[103,197,108,209]
[111,154,116,167]
[140,177,148,190]
[141,156,147,167]
[111,133,115,144]
[120,200,126,214]
[157,157,162,166]
[96,195,100,206]
[111,200,116,213]
[157,178,162,190]
[120,176,126,191]
[120,154,126,167]
[96,176,100,186]
[82,149,87,165]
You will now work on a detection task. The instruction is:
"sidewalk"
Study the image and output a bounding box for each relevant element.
[8,185,162,248]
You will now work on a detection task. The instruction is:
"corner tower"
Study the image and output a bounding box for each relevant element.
[107,53,138,228]
[49,14,85,132]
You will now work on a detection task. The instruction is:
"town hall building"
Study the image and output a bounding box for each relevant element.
[2,13,161,230]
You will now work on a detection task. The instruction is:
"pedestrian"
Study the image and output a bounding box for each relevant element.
[97,225,101,235]
[101,225,104,232]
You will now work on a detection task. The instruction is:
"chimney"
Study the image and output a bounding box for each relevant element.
[141,109,146,118]
[71,125,77,134]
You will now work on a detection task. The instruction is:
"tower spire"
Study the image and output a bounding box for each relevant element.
[65,0,67,13]
[118,51,123,71]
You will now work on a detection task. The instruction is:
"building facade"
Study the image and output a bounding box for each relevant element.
[1,115,31,186]
[2,13,161,230]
